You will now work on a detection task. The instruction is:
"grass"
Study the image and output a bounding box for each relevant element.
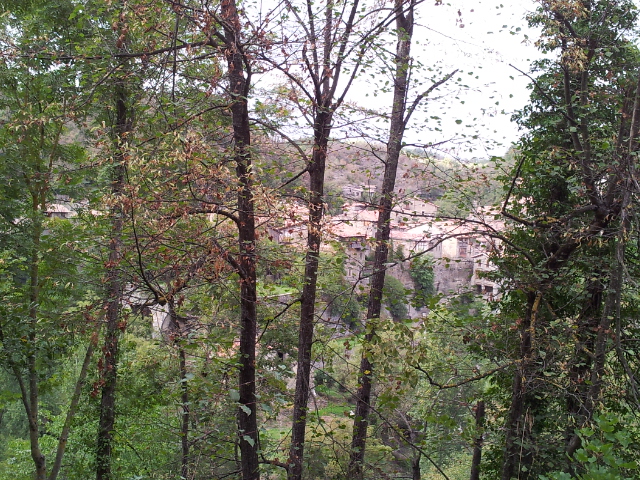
[257,283,297,297]
[313,404,351,417]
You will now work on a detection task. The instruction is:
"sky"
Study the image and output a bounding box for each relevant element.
[356,0,545,159]
[253,0,546,160]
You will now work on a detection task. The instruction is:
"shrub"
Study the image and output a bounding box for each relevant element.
[410,255,435,307]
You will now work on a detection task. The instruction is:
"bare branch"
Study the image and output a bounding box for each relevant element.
[403,69,457,127]
[414,361,517,390]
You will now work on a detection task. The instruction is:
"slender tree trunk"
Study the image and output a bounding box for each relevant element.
[501,292,540,480]
[289,110,332,480]
[469,400,485,480]
[179,345,190,479]
[288,3,340,476]
[564,276,603,455]
[21,119,63,480]
[95,282,122,480]
[28,200,46,480]
[167,301,191,480]
[287,0,373,475]
[96,79,128,480]
[220,1,259,478]
[412,454,422,480]
[49,336,96,480]
[501,291,542,480]
[348,3,414,477]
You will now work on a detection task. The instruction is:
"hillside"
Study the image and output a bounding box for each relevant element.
[258,139,509,215]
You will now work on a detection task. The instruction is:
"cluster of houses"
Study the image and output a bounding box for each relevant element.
[46,186,504,327]
[266,184,504,308]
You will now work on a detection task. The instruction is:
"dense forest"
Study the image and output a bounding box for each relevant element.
[1,0,640,479]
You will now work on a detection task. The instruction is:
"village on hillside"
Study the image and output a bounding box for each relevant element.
[265,183,504,319]
[47,182,503,329]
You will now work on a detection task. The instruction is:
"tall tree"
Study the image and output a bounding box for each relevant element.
[256,2,398,477]
[0,2,96,479]
[491,1,640,477]
[347,1,454,476]
[95,50,131,480]
[218,0,261,476]
[135,1,263,476]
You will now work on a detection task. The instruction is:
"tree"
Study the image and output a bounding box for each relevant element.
[254,1,401,478]
[0,2,97,479]
[483,1,640,477]
[218,1,261,476]
[94,4,133,479]
[347,0,454,476]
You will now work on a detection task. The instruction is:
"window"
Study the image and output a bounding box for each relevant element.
[458,237,469,257]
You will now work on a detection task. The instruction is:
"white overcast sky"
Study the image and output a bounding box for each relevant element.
[356,0,544,159]
[253,0,544,159]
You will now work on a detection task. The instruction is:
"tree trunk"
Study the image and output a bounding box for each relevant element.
[501,292,539,480]
[564,275,604,456]
[412,454,422,480]
[179,345,190,479]
[96,11,131,473]
[469,400,485,480]
[286,0,371,476]
[348,2,414,477]
[28,199,46,480]
[289,110,332,480]
[21,115,64,480]
[49,337,96,480]
[220,1,260,478]
[96,78,128,480]
[167,301,191,480]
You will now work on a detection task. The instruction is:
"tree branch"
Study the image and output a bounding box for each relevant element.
[403,69,457,127]
[414,361,517,390]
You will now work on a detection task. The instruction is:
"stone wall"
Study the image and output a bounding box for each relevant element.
[388,256,473,296]
[385,256,474,318]
[433,258,474,295]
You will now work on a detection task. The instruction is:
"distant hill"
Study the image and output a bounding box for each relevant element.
[257,139,509,214]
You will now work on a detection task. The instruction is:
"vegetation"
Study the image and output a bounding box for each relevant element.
[2,1,640,480]
[383,275,409,321]
[410,256,435,308]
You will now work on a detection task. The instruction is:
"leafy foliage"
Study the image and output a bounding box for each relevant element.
[410,255,435,307]
[383,275,409,321]
[541,414,640,480]
[2,1,640,480]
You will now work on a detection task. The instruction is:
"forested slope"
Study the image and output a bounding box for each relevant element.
[1,1,640,480]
